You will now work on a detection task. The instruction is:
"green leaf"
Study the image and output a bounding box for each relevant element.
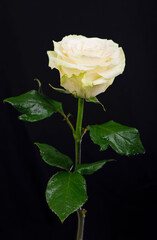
[49,83,70,94]
[88,120,145,156]
[35,143,73,171]
[86,97,106,111]
[75,159,115,175]
[4,90,63,122]
[46,171,88,222]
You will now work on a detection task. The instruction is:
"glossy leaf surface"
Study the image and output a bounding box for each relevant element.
[75,159,114,175]
[4,90,63,122]
[88,120,145,156]
[46,171,88,222]
[35,143,73,171]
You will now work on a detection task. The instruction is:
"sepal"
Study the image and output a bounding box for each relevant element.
[49,83,70,94]
[85,97,106,111]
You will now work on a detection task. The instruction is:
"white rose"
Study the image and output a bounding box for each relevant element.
[47,35,125,98]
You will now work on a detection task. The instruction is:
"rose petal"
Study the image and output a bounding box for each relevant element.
[47,51,94,71]
[98,48,125,79]
[60,72,114,98]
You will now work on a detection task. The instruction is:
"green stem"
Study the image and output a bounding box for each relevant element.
[75,98,85,240]
[75,98,84,166]
[76,209,85,240]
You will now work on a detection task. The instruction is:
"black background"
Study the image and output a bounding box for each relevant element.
[1,0,157,239]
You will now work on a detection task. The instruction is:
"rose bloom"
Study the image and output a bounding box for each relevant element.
[47,35,125,98]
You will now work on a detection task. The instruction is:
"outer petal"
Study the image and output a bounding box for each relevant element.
[84,77,114,98]
[47,51,94,71]
[97,48,125,79]
[60,73,113,98]
[61,73,87,98]
[53,41,62,56]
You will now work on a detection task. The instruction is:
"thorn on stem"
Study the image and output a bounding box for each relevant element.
[82,208,87,218]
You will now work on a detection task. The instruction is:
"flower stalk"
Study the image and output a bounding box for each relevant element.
[76,209,86,240]
[75,98,84,166]
[75,98,85,240]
